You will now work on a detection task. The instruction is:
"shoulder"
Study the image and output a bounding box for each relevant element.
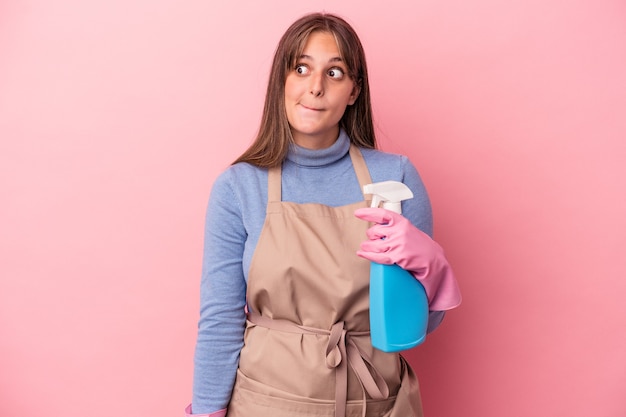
[360,147,433,235]
[205,162,269,220]
[359,147,420,183]
[359,147,407,164]
[211,162,268,198]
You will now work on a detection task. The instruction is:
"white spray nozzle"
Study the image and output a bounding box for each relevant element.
[363,181,413,214]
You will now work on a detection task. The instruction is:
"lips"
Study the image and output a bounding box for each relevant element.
[299,103,323,111]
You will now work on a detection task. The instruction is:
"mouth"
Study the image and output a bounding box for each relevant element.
[299,103,323,111]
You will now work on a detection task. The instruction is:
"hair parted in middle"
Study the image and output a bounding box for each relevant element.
[233,12,377,168]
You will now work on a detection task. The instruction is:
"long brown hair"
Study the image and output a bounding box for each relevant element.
[233,12,376,167]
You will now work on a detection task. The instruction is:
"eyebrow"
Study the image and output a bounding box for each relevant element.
[299,54,344,63]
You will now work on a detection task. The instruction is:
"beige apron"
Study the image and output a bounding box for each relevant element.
[227,146,424,417]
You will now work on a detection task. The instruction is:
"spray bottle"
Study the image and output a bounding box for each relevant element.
[363,181,429,352]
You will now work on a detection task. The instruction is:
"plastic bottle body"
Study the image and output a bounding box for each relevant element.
[369,262,429,352]
[363,180,428,352]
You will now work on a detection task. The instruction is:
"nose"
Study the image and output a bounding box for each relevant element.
[309,72,324,97]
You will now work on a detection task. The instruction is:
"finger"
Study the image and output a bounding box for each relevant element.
[365,226,388,240]
[360,240,390,253]
[354,207,395,225]
[356,249,394,265]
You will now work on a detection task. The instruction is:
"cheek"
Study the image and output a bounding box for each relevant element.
[336,86,357,108]
[284,77,301,101]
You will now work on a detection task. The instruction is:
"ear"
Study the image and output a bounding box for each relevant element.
[348,83,361,105]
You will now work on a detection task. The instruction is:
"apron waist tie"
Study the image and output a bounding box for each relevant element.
[247,311,390,417]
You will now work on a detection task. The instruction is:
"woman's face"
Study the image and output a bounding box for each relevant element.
[284,31,360,149]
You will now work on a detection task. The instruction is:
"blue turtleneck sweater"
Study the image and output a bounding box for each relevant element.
[191,130,443,413]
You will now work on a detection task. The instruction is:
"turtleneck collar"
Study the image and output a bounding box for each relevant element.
[285,129,351,167]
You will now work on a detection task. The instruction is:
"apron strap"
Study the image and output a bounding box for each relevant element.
[267,166,282,203]
[267,145,373,203]
[349,145,373,194]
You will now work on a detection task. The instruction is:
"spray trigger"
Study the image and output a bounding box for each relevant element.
[363,181,413,214]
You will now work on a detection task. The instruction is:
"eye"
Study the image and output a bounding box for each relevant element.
[327,67,345,80]
[295,64,310,75]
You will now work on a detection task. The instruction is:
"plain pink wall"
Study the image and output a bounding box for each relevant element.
[1,1,625,416]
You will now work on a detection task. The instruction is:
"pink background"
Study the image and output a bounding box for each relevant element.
[2,1,625,416]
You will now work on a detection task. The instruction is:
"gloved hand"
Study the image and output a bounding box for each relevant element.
[184,404,226,417]
[355,207,461,311]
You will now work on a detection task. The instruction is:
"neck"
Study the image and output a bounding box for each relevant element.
[286,129,350,168]
[291,127,340,150]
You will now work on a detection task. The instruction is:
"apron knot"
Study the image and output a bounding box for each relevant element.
[246,312,391,417]
[325,321,346,368]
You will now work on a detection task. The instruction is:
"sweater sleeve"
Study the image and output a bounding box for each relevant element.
[398,155,433,238]
[192,171,248,413]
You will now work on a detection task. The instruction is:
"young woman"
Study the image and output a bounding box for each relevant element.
[187,12,461,417]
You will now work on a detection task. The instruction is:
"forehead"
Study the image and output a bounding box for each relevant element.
[303,31,339,49]
[297,30,344,59]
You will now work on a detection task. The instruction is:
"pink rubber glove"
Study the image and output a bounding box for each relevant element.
[184,404,227,417]
[355,207,461,311]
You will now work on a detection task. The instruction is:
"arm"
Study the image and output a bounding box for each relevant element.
[356,156,461,327]
[191,172,248,414]
[400,159,461,320]
[184,405,226,417]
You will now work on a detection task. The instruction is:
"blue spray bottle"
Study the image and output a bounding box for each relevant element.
[363,181,429,352]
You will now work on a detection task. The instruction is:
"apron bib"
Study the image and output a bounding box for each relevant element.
[227,146,423,417]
